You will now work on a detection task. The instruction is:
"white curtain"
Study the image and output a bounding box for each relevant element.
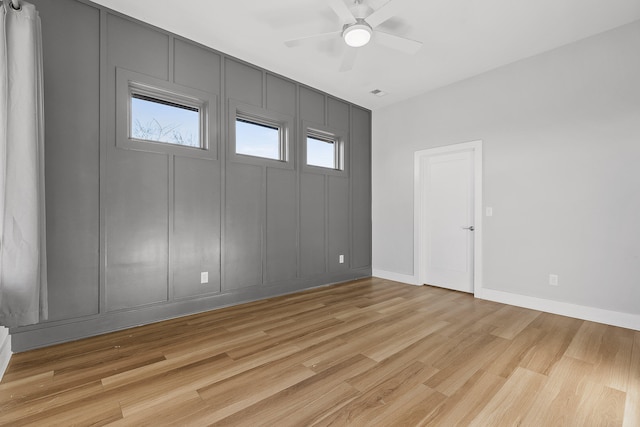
[0,0,47,327]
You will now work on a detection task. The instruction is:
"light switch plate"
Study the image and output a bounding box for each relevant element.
[201,271,208,284]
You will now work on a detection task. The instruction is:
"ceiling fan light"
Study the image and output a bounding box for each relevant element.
[343,24,372,47]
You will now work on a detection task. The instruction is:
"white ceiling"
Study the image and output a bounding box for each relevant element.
[91,0,640,110]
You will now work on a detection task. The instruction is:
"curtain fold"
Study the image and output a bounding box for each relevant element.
[0,0,47,328]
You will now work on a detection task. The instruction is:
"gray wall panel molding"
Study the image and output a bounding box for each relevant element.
[327,97,350,132]
[14,0,372,351]
[173,38,222,95]
[265,74,297,117]
[36,0,101,321]
[224,164,264,291]
[351,107,372,269]
[265,168,298,283]
[106,13,169,80]
[224,58,263,107]
[299,87,326,124]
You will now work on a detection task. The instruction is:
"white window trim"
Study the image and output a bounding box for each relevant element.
[116,68,218,160]
[228,100,294,169]
[302,121,347,176]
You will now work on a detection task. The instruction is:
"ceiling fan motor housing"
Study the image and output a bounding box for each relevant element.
[342,18,373,47]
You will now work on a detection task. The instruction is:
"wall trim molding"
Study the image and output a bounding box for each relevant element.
[373,270,418,286]
[372,271,639,331]
[0,327,11,382]
[476,287,640,331]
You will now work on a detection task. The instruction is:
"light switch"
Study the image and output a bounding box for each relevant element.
[200,271,208,284]
[486,207,493,217]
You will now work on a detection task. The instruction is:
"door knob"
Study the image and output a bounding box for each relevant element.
[461,226,475,231]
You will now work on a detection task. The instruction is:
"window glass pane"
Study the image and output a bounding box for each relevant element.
[235,118,281,160]
[307,135,335,169]
[131,94,200,148]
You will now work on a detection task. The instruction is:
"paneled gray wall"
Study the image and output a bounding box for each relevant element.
[10,0,371,351]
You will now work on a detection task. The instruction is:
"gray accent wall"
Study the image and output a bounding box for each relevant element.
[10,0,371,351]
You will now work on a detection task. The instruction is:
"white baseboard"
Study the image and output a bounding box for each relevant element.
[371,271,639,331]
[476,287,640,331]
[372,269,419,286]
[0,327,11,382]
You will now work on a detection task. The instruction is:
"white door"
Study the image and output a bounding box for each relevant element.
[416,145,478,293]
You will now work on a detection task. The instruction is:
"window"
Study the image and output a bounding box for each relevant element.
[130,94,201,148]
[116,68,217,159]
[307,134,337,169]
[235,116,282,160]
[302,122,346,176]
[228,101,293,168]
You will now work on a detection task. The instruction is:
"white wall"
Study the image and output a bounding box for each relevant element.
[372,21,640,319]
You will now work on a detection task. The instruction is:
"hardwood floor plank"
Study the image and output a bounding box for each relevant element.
[293,311,385,349]
[521,355,595,426]
[573,382,626,426]
[469,366,547,426]
[424,332,507,396]
[478,304,542,340]
[276,382,360,426]
[484,325,546,378]
[370,383,447,426]
[196,363,316,424]
[0,278,636,426]
[421,369,506,426]
[210,355,376,426]
[347,334,440,392]
[566,321,634,391]
[519,312,584,375]
[311,361,434,426]
[105,390,207,426]
[1,385,123,426]
[0,380,106,424]
[361,319,449,362]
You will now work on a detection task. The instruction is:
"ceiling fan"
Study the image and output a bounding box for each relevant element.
[285,0,422,72]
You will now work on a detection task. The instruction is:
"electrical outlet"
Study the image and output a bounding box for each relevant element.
[549,274,558,286]
[200,271,208,284]
[339,254,344,264]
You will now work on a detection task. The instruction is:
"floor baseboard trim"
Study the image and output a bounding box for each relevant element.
[476,288,640,331]
[372,269,418,286]
[0,327,11,382]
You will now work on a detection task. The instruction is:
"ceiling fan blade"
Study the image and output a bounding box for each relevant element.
[285,31,342,47]
[327,0,357,24]
[364,0,399,28]
[339,47,359,72]
[374,30,422,54]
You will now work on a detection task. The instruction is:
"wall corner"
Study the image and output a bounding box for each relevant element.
[0,326,11,382]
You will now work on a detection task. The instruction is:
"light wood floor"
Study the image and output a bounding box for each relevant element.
[1,277,639,426]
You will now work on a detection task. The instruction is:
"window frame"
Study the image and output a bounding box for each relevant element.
[302,121,347,176]
[116,68,218,159]
[228,100,294,169]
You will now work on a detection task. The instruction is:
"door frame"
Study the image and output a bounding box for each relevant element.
[414,140,483,296]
